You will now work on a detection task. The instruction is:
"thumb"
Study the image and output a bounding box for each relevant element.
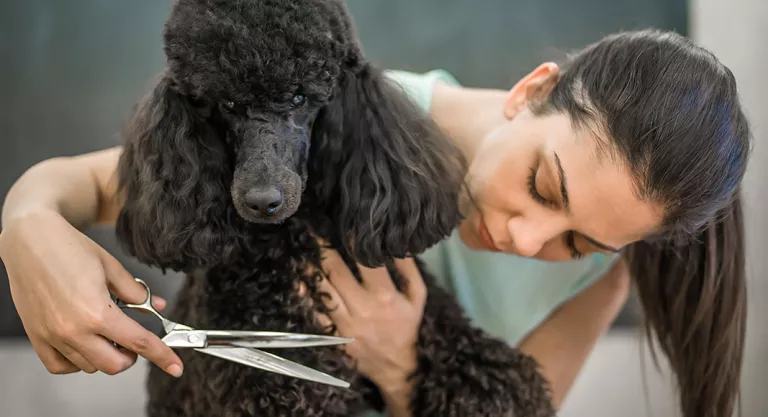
[98,246,167,311]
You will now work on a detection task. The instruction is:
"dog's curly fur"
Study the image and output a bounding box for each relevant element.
[114,0,556,415]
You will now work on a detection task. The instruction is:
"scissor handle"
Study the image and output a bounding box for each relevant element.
[115,278,165,322]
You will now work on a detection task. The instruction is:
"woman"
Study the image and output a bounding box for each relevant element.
[0,30,751,417]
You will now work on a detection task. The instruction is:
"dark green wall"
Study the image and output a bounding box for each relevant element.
[0,0,686,337]
[347,0,687,88]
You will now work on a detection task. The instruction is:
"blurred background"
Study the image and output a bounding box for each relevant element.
[0,0,764,416]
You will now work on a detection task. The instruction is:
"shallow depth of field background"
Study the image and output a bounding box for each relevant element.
[0,1,765,416]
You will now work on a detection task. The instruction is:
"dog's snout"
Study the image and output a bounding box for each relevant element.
[244,187,283,216]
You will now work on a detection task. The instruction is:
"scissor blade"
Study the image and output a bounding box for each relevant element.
[203,330,354,349]
[195,347,351,388]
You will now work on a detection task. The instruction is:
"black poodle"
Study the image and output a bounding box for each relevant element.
[114,0,555,415]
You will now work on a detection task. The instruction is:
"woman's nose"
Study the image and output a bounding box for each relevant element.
[506,216,559,258]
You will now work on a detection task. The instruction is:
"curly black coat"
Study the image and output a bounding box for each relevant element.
[114,0,555,416]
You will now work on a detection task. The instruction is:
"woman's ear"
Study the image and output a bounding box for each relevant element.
[115,75,233,271]
[309,65,468,267]
[504,62,560,119]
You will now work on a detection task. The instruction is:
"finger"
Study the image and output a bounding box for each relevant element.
[358,264,397,295]
[65,334,137,376]
[152,296,167,312]
[114,344,139,369]
[315,273,350,323]
[30,339,79,375]
[58,343,99,374]
[314,312,352,357]
[315,311,334,331]
[98,245,165,307]
[319,248,366,305]
[394,258,426,306]
[99,306,184,378]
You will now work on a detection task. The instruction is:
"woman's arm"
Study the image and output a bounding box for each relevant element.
[1,146,123,231]
[518,258,631,408]
[0,145,183,377]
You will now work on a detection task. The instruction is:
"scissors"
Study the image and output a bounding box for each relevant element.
[113,278,353,388]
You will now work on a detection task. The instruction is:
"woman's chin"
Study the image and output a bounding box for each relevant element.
[457,222,480,249]
[457,220,495,252]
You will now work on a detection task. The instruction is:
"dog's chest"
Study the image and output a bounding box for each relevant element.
[163,256,372,416]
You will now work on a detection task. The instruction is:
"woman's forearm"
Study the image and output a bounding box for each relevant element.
[2,147,123,231]
[518,258,631,409]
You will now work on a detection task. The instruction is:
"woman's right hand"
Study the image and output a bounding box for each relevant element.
[0,210,184,377]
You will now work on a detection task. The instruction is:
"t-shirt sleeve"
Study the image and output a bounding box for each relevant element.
[384,69,461,111]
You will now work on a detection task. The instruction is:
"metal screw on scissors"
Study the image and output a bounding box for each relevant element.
[113,277,354,388]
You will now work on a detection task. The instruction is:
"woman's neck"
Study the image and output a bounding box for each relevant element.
[429,83,509,164]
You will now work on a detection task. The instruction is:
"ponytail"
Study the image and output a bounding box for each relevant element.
[627,190,746,417]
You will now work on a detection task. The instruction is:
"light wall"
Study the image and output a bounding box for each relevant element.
[558,2,768,416]
[690,0,768,416]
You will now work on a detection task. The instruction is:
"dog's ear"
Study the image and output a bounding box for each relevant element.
[310,65,468,267]
[115,75,234,271]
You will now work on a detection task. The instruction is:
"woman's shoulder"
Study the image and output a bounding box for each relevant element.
[420,231,620,346]
[384,68,461,111]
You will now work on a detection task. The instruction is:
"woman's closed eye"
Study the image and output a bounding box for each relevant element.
[527,166,585,259]
[527,167,550,206]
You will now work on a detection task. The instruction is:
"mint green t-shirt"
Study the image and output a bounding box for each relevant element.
[356,69,619,416]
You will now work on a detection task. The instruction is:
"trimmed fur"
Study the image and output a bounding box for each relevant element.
[115,0,555,415]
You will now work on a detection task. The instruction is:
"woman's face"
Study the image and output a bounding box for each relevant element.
[457,64,664,261]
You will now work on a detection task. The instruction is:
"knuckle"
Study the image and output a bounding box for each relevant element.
[82,310,108,332]
[48,309,102,341]
[50,321,79,342]
[101,361,125,376]
[357,309,371,320]
[128,336,152,354]
[376,292,396,307]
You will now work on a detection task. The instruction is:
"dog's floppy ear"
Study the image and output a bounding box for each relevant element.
[115,75,234,271]
[310,65,468,267]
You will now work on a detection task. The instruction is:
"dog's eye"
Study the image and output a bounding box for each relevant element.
[291,94,307,109]
[221,101,245,115]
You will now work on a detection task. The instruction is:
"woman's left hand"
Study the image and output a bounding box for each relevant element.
[313,248,427,399]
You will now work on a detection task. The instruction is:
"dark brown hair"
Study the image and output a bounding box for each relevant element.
[531,30,751,417]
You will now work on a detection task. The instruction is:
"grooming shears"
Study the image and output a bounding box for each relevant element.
[113,278,353,388]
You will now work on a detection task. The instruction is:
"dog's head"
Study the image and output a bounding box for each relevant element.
[161,0,357,224]
[116,0,467,269]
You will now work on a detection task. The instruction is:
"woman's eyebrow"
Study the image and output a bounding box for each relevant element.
[553,152,622,254]
[553,152,570,212]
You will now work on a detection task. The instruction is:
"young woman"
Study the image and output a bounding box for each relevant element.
[0,29,751,417]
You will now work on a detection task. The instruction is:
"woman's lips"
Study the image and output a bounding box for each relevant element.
[478,220,500,252]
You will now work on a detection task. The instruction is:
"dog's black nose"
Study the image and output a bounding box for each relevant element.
[245,187,283,215]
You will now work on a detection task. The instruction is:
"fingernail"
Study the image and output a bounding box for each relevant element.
[167,364,183,378]
[152,296,167,310]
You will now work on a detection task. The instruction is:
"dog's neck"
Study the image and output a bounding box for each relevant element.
[184,204,334,273]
